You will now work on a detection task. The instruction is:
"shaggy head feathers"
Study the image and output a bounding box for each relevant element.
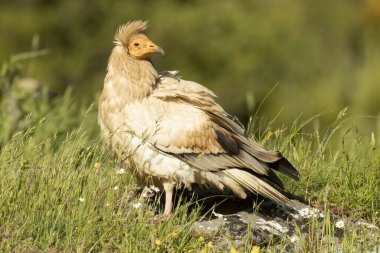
[114,20,149,47]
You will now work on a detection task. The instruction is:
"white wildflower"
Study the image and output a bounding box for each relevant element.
[79,197,85,202]
[298,207,321,218]
[290,235,300,243]
[335,220,344,229]
[132,202,142,209]
[149,185,160,192]
[141,192,148,198]
[116,168,125,174]
[113,185,119,191]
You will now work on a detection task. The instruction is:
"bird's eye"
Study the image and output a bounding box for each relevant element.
[134,43,139,46]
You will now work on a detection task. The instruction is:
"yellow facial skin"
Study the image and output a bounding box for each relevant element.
[128,35,164,59]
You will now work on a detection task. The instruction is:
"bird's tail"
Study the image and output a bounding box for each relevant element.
[272,157,300,181]
[222,169,291,206]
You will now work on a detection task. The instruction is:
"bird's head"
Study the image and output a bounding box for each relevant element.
[114,20,164,60]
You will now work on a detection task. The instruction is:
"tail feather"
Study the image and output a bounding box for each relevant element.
[199,171,225,191]
[267,170,285,189]
[216,171,247,199]
[224,169,291,206]
[272,158,300,180]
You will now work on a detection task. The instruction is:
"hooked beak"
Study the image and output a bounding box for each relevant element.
[147,42,164,56]
[155,46,165,56]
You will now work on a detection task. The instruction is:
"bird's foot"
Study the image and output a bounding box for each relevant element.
[153,213,171,223]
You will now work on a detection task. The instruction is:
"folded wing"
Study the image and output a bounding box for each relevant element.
[131,72,299,205]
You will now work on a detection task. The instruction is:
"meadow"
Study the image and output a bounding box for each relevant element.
[0,55,379,252]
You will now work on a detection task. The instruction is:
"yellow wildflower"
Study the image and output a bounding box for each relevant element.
[155,239,162,246]
[230,246,238,253]
[197,236,204,242]
[94,162,101,169]
[207,241,213,248]
[251,245,260,253]
[171,231,178,237]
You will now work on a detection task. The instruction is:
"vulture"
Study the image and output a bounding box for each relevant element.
[98,20,300,220]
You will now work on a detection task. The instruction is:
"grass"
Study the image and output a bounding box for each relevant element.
[0,58,379,252]
[0,108,379,252]
[0,125,205,252]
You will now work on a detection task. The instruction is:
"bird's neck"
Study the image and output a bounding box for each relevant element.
[105,47,158,102]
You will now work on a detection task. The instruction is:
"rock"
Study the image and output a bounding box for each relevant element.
[140,186,379,251]
[189,198,380,252]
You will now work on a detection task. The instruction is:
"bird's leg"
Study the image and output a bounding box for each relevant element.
[163,181,175,217]
[154,181,175,222]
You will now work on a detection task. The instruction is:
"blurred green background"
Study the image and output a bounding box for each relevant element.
[1,0,380,132]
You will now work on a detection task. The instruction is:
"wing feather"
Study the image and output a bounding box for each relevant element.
[124,73,299,205]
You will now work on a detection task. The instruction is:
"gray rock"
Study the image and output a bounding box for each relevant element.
[190,198,380,252]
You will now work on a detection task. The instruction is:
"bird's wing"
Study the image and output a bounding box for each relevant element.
[153,73,284,162]
[154,73,299,177]
[125,73,299,204]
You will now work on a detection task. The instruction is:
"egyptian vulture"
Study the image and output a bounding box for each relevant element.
[98,20,300,220]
